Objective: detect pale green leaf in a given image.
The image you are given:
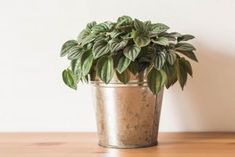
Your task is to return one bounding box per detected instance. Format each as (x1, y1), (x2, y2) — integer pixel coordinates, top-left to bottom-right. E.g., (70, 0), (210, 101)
(154, 51), (166, 70)
(123, 44), (141, 61)
(132, 30), (150, 47)
(60, 40), (78, 57)
(96, 56), (114, 84)
(116, 55), (131, 73)
(92, 39), (110, 59)
(151, 23), (170, 34)
(109, 39), (128, 52)
(166, 50), (177, 65)
(151, 37), (169, 46)
(62, 69), (77, 90)
(81, 51), (93, 76)
(67, 47), (83, 60)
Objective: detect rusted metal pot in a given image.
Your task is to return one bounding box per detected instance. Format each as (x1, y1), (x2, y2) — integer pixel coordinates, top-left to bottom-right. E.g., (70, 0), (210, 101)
(91, 73), (164, 148)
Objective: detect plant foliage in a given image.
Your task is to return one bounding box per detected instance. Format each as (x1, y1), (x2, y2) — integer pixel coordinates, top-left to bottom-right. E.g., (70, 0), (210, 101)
(60, 16), (198, 94)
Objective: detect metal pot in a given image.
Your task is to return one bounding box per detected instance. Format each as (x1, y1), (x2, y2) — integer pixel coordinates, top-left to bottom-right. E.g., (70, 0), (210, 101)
(91, 73), (164, 148)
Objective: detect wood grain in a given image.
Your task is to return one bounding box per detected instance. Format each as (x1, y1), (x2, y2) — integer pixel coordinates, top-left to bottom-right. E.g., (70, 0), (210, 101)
(0, 132), (235, 157)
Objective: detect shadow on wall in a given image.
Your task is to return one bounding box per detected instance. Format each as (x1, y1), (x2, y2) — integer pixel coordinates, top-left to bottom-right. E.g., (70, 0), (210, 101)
(170, 44), (235, 131)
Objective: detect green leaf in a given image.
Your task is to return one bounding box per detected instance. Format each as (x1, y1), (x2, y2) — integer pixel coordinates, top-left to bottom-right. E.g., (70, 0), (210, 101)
(71, 59), (81, 76)
(175, 43), (198, 62)
(60, 40), (78, 57)
(177, 34), (195, 42)
(166, 50), (177, 65)
(86, 21), (97, 30)
(124, 44), (141, 61)
(169, 32), (181, 37)
(147, 68), (162, 94)
(117, 16), (133, 27)
(175, 50), (198, 62)
(96, 56), (114, 84)
(154, 51), (165, 70)
(81, 34), (96, 46)
(159, 69), (167, 87)
(92, 22), (113, 33)
(134, 19), (147, 33)
(180, 58), (193, 76)
(77, 29), (90, 44)
(163, 63), (177, 88)
(116, 70), (130, 84)
(132, 30), (150, 47)
(151, 23), (170, 34)
(92, 39), (110, 59)
(81, 51), (93, 76)
(62, 69), (77, 90)
(110, 30), (124, 38)
(152, 37), (169, 46)
(109, 38), (128, 52)
(116, 55), (131, 73)
(67, 47), (83, 60)
(128, 62), (139, 75)
(175, 42), (196, 51)
(175, 59), (188, 89)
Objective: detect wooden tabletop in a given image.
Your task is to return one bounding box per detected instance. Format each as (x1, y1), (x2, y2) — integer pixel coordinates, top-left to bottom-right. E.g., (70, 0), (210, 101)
(0, 132), (235, 157)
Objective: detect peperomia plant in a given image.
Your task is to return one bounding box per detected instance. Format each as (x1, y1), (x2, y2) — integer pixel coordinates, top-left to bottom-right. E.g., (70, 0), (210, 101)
(60, 16), (197, 94)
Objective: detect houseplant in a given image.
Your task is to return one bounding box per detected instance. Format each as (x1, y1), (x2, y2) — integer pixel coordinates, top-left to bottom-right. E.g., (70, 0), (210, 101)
(60, 16), (197, 148)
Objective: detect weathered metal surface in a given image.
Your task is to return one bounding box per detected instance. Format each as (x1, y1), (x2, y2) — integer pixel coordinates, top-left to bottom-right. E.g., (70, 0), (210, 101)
(91, 74), (164, 148)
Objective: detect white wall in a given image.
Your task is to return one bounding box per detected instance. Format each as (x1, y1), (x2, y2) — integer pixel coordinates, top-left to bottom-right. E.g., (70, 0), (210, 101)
(0, 0), (235, 132)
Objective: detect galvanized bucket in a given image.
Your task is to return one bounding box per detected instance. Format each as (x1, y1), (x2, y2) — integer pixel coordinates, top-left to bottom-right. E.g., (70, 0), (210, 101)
(91, 73), (164, 148)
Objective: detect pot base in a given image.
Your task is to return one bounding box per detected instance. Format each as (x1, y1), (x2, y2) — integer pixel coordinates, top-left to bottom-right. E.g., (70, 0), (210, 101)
(98, 141), (158, 149)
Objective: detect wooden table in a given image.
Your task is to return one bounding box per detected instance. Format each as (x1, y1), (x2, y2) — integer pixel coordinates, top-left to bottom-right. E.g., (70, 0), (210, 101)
(0, 132), (235, 157)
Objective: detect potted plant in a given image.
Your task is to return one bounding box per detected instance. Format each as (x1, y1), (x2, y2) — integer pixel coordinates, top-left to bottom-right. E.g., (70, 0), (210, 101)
(60, 16), (197, 148)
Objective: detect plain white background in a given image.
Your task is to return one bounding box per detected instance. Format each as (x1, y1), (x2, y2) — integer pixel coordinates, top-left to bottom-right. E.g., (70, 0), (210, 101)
(0, 0), (235, 132)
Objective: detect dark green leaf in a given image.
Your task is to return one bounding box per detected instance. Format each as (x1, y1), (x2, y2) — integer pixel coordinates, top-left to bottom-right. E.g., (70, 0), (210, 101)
(175, 59), (187, 89)
(62, 69), (77, 90)
(176, 50), (198, 62)
(116, 55), (131, 73)
(177, 34), (195, 42)
(60, 40), (78, 57)
(116, 70), (130, 84)
(128, 62), (139, 75)
(96, 56), (114, 84)
(147, 68), (162, 94)
(92, 39), (110, 59)
(175, 42), (196, 51)
(169, 32), (181, 37)
(124, 44), (141, 61)
(163, 63), (177, 88)
(180, 58), (193, 76)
